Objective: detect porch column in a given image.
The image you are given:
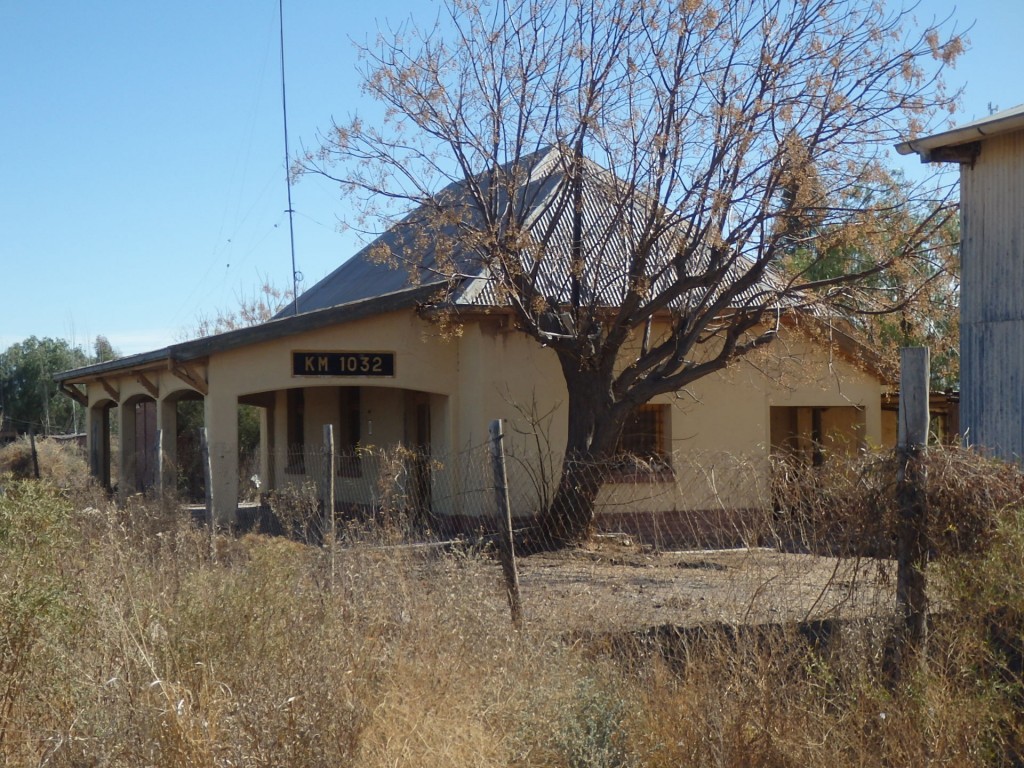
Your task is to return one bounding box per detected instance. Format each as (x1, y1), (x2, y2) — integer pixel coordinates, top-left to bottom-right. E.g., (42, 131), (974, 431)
(118, 400), (137, 499)
(273, 390), (289, 489)
(157, 398), (178, 496)
(205, 388), (239, 525)
(259, 404), (273, 491)
(87, 402), (112, 490)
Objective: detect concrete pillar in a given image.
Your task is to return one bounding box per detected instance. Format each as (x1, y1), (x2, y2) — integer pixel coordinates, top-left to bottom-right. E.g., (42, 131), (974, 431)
(865, 399), (882, 448)
(259, 403), (273, 491)
(204, 388), (239, 525)
(88, 402), (112, 490)
(118, 400), (137, 499)
(157, 398), (178, 496)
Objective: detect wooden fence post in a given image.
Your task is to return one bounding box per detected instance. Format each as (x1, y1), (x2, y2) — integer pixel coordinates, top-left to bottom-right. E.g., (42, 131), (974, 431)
(895, 346), (930, 672)
(490, 419), (523, 628)
(29, 429), (40, 479)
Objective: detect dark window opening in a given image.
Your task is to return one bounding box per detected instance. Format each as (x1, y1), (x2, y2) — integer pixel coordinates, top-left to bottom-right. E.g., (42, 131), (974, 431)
(337, 388), (362, 477)
(286, 388), (305, 474)
(610, 403), (672, 481)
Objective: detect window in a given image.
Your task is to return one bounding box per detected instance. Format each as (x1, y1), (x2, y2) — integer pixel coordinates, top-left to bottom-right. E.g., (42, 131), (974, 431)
(610, 403), (672, 481)
(769, 405), (865, 466)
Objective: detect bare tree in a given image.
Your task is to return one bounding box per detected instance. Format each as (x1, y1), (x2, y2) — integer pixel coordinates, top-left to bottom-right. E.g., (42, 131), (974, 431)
(185, 278), (295, 340)
(302, 0), (962, 548)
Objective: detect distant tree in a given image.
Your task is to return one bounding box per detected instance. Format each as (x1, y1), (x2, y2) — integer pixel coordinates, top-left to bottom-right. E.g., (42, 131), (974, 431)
(303, 0), (963, 547)
(780, 167), (960, 390)
(93, 335), (118, 363)
(0, 337), (90, 436)
(187, 279), (294, 339)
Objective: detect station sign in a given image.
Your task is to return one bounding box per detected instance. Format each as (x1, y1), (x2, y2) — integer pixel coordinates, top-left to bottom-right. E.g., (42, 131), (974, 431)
(292, 351), (395, 377)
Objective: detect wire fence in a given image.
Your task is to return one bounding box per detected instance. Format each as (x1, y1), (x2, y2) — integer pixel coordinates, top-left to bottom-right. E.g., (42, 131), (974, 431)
(237, 438), (806, 552)
(7, 431), (1023, 638)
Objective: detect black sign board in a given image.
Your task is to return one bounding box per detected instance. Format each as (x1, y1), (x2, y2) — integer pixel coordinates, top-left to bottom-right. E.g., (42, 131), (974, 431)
(292, 351), (395, 377)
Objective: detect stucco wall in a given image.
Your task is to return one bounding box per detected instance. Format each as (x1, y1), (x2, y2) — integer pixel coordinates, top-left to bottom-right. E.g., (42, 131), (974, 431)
(78, 308), (882, 523)
(449, 318), (882, 518)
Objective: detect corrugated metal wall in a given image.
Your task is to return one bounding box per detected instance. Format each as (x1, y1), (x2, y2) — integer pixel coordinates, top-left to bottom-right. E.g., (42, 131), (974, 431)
(960, 131), (1024, 459)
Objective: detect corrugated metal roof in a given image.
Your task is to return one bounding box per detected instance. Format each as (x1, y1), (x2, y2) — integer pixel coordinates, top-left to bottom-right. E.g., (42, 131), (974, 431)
(896, 103), (1024, 160)
(290, 147), (791, 316)
(55, 284), (437, 383)
(59, 148), (805, 384)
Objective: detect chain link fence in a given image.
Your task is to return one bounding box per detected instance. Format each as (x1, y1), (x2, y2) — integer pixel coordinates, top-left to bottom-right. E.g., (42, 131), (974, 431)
(238, 438), (799, 552)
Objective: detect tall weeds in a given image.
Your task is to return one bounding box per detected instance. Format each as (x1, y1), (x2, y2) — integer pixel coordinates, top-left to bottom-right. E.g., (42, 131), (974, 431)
(1, 444), (1022, 766)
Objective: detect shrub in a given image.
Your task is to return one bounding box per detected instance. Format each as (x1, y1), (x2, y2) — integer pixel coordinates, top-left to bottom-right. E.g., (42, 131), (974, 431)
(0, 435), (89, 489)
(771, 446), (1024, 557)
(3, 457), (1023, 767)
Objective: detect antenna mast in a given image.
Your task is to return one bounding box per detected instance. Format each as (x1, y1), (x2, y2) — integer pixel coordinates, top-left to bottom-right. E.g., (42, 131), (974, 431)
(279, 0), (300, 315)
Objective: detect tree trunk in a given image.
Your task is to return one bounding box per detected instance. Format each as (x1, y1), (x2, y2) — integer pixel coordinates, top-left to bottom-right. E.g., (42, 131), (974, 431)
(528, 451), (605, 549)
(523, 360), (622, 552)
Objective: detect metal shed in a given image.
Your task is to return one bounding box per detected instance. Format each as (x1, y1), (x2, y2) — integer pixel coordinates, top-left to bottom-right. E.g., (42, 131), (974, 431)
(897, 104), (1024, 460)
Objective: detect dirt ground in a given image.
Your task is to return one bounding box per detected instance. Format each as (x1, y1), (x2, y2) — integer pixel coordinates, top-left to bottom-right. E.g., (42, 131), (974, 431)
(510, 535), (897, 633)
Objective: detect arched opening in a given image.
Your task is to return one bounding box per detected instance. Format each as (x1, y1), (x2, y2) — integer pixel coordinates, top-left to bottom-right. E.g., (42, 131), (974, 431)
(165, 390), (205, 502)
(120, 394), (157, 494)
(88, 398), (117, 491)
(238, 392), (274, 502)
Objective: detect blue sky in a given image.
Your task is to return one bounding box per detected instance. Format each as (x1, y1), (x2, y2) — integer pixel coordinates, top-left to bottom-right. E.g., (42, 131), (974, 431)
(1, 0), (1021, 356)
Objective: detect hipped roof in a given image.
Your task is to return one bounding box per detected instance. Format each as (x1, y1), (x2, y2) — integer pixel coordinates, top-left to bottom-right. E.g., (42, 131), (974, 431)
(284, 146), (789, 316)
(58, 147), (868, 384)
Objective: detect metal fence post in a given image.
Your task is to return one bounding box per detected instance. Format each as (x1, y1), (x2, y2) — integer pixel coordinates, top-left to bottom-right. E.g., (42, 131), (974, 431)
(490, 419), (523, 627)
(323, 424), (336, 585)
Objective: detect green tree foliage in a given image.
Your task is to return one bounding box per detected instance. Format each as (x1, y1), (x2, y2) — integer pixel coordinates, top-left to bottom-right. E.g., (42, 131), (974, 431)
(780, 168), (960, 389)
(0, 337), (91, 436)
(93, 335), (118, 363)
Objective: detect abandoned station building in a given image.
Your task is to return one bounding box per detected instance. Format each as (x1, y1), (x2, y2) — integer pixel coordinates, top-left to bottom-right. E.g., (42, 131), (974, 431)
(56, 149), (885, 534)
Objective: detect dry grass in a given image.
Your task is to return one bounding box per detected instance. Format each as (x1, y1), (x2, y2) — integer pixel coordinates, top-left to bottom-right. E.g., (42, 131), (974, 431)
(1, 445), (1023, 766)
(0, 435), (91, 490)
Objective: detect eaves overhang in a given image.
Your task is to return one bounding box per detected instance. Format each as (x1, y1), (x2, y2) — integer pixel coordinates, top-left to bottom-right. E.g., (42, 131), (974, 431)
(895, 103), (1024, 163)
(54, 283), (442, 385)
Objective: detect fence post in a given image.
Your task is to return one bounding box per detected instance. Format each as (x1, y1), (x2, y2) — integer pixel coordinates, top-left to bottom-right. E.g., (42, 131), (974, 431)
(200, 427), (215, 559)
(29, 429), (40, 479)
(490, 419), (523, 628)
(895, 346), (930, 674)
(323, 424), (337, 585)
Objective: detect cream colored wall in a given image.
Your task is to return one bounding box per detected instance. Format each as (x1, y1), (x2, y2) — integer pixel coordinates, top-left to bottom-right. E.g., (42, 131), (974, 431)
(455, 321), (883, 517)
(78, 309), (882, 523)
(452, 321), (568, 518)
(203, 311), (461, 519)
(208, 311), (460, 400)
